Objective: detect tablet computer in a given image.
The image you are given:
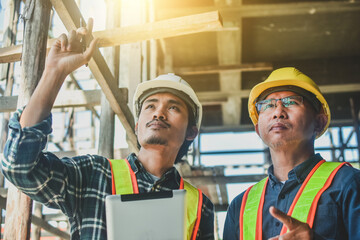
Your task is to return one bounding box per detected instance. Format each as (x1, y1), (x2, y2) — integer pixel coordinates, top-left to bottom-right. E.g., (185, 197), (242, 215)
(105, 190), (187, 240)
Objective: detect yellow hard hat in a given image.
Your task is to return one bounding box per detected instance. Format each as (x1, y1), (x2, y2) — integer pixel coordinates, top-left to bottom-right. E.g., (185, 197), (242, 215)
(248, 67), (330, 138)
(133, 73), (202, 130)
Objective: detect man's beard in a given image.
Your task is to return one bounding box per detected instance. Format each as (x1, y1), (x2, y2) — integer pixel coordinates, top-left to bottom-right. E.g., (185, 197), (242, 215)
(145, 136), (168, 145)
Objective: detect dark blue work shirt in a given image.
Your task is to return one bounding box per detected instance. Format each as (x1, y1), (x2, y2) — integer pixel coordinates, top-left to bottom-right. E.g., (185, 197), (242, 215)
(223, 154), (360, 240)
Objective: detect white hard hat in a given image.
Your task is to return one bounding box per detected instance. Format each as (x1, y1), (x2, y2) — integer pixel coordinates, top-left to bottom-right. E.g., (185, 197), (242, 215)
(133, 73), (202, 130)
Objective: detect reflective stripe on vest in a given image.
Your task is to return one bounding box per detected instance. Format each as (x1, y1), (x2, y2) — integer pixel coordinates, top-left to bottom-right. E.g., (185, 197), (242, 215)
(108, 158), (138, 194)
(240, 160), (347, 240)
(108, 159), (202, 240)
(240, 178), (268, 240)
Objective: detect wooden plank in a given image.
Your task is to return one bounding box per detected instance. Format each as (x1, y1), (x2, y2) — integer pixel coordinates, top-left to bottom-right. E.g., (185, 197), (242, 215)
(0, 44), (22, 63)
(31, 215), (70, 240)
(0, 0), (19, 196)
(0, 0), (20, 80)
(158, 39), (174, 74)
(88, 50), (139, 152)
(43, 212), (67, 221)
(31, 202), (42, 240)
(174, 63), (273, 75)
(68, 73), (100, 119)
(0, 95), (17, 112)
(0, 11), (223, 63)
(0, 39), (55, 64)
(4, 1), (52, 239)
(53, 89), (102, 108)
(95, 11), (223, 47)
(0, 89), (119, 112)
(52, 151), (77, 158)
(97, 0), (119, 159)
(0, 187), (8, 198)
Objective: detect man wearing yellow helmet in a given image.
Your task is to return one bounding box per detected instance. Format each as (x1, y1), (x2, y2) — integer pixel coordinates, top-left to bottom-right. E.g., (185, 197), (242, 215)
(2, 20), (214, 239)
(224, 67), (360, 240)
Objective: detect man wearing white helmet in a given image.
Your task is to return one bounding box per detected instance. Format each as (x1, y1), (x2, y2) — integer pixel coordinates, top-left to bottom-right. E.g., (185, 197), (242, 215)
(2, 20), (214, 239)
(223, 67), (360, 240)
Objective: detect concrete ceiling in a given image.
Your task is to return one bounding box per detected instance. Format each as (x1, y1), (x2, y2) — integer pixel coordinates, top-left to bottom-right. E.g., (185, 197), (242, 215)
(154, 0), (360, 132)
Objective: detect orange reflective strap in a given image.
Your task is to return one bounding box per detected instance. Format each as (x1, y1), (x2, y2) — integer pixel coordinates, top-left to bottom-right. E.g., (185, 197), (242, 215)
(256, 178), (267, 240)
(306, 162), (347, 227)
(126, 160), (139, 194)
(240, 177), (268, 240)
(283, 160), (325, 230)
(108, 159), (139, 195)
(239, 186), (251, 240)
(181, 178), (203, 240)
(240, 160), (347, 238)
(191, 188), (203, 240)
(108, 159), (116, 195)
(280, 160), (345, 234)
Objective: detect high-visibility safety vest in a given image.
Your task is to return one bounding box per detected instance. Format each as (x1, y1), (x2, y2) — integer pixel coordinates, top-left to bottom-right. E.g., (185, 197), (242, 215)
(108, 159), (203, 240)
(240, 160), (349, 240)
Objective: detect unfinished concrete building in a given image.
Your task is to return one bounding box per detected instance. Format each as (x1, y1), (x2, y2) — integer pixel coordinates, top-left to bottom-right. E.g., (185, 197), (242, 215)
(0, 0), (359, 239)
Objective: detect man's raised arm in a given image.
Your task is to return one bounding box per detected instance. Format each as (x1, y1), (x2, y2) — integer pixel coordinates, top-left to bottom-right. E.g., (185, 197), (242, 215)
(20, 18), (98, 128)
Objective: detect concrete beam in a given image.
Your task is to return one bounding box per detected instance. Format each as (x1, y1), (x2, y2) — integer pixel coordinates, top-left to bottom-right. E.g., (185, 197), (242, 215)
(156, 2), (360, 20)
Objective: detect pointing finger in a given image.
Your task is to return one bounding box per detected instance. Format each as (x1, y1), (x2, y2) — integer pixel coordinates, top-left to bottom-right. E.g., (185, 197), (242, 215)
(77, 18), (94, 50)
(76, 18), (88, 37)
(58, 33), (68, 51)
(269, 206), (298, 231)
(87, 18), (94, 36)
(76, 27), (88, 36)
(269, 206), (313, 240)
(83, 37), (99, 63)
(67, 30), (77, 51)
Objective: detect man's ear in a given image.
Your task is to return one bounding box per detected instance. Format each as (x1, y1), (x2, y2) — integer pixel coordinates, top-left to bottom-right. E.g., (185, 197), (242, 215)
(135, 123), (138, 135)
(315, 114), (327, 135)
(186, 126), (198, 141)
(255, 123), (260, 137)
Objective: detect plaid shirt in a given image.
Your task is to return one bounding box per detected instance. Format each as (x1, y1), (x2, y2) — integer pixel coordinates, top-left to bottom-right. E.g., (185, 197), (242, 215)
(2, 109), (214, 240)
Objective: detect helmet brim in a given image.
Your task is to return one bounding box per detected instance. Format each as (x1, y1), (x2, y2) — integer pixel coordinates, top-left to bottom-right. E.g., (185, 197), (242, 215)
(133, 79), (203, 130)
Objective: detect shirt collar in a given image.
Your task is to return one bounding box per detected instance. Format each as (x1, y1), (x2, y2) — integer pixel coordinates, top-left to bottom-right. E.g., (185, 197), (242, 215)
(126, 153), (181, 186)
(127, 153), (140, 173)
(268, 153), (323, 186)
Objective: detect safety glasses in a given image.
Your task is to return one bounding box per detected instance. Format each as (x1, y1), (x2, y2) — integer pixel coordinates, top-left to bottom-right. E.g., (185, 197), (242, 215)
(255, 95), (304, 113)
